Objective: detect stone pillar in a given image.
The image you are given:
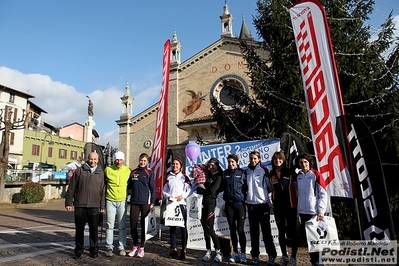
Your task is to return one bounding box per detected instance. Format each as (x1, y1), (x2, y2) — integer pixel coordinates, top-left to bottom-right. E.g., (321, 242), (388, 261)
(85, 116), (96, 143)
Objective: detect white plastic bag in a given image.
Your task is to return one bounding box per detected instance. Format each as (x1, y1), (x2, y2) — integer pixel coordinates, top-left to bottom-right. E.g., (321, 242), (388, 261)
(164, 201), (185, 227)
(188, 193), (203, 219)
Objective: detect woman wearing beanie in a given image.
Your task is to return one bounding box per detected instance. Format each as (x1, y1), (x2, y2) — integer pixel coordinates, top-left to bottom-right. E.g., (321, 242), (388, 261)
(222, 154), (248, 263)
(198, 158), (223, 263)
(127, 153), (156, 258)
(162, 158), (192, 260)
(245, 151), (277, 265)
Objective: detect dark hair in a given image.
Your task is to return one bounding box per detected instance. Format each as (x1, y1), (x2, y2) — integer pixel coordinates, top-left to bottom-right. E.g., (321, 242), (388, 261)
(295, 153), (315, 169)
(227, 154), (239, 163)
(271, 151), (286, 169)
(139, 153), (150, 161)
(207, 157), (223, 173)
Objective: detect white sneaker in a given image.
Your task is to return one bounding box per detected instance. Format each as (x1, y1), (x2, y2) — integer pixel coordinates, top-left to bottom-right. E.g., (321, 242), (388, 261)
(202, 249), (212, 262)
(214, 250), (223, 263)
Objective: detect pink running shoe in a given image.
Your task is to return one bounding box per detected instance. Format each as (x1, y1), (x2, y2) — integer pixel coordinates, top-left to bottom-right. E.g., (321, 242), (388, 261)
(136, 247), (145, 258)
(128, 246), (138, 257)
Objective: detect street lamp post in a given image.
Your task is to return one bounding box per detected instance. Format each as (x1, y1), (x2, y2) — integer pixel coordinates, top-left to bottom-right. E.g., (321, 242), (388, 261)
(40, 134), (54, 168)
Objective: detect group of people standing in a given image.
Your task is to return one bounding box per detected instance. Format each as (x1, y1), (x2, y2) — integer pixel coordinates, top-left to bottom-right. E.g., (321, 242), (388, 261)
(64, 149), (327, 266)
(65, 151), (156, 259)
(170, 150), (327, 266)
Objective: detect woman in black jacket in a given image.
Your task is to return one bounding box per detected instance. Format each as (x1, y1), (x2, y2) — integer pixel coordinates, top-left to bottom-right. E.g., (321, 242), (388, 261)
(127, 153), (155, 258)
(222, 154), (248, 263)
(198, 158), (223, 263)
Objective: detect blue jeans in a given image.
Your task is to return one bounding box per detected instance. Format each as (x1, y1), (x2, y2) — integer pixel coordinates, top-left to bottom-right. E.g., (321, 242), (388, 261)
(170, 205), (188, 250)
(105, 200), (127, 250)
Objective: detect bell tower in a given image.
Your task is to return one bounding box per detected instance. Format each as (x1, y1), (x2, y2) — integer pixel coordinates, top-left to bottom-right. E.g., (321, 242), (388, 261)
(220, 0), (233, 37)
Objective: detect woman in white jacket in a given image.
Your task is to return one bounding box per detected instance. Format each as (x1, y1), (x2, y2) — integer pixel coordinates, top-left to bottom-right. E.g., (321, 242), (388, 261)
(295, 153), (327, 266)
(162, 158), (192, 260)
(245, 151), (277, 265)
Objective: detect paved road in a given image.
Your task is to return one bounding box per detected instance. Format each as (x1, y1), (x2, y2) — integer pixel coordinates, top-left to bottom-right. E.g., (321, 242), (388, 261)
(0, 199), (350, 266)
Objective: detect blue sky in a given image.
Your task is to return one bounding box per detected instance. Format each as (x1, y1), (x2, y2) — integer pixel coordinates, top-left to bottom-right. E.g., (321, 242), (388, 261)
(0, 0), (397, 149)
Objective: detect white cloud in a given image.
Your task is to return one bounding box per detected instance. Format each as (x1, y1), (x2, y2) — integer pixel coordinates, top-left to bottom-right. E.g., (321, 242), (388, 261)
(0, 67), (122, 148)
(0, 66), (161, 150)
(98, 128), (119, 150)
(394, 14), (399, 38)
(132, 84), (161, 113)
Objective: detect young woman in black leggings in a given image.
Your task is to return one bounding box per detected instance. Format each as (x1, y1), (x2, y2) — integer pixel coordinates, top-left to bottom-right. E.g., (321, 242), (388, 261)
(197, 158), (223, 263)
(222, 153), (248, 263)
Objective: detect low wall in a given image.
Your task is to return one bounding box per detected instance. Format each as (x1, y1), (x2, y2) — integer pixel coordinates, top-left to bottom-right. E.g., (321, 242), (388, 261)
(4, 181), (68, 203)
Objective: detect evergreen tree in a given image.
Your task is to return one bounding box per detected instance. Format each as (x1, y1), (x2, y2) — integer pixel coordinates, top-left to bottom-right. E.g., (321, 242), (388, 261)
(211, 0), (399, 237)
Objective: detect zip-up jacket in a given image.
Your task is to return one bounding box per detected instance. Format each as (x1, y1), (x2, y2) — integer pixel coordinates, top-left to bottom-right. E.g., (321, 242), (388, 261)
(222, 167), (247, 206)
(162, 171), (192, 206)
(296, 169), (327, 215)
(127, 166), (156, 205)
(65, 163), (105, 209)
(269, 167), (297, 208)
(245, 163), (272, 205)
(104, 164), (131, 202)
(197, 170), (222, 204)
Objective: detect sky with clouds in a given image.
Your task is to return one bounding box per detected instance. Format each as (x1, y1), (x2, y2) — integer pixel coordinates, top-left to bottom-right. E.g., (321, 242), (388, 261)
(0, 0), (397, 149)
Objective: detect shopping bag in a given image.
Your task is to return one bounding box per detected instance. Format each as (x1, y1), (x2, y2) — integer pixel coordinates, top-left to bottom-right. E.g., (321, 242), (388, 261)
(164, 201), (185, 227)
(145, 209), (157, 240)
(188, 193), (203, 219)
(305, 215), (340, 252)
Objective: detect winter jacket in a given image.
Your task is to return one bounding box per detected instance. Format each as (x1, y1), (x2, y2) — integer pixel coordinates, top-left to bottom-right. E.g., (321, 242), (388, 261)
(127, 166), (156, 205)
(197, 170), (222, 204)
(222, 167), (247, 206)
(104, 164), (131, 202)
(269, 167), (297, 208)
(162, 171), (192, 206)
(65, 163), (105, 209)
(296, 169), (327, 215)
(245, 163), (272, 205)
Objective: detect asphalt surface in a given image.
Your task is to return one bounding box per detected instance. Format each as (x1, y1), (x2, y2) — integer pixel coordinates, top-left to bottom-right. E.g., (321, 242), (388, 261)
(0, 199), (362, 266)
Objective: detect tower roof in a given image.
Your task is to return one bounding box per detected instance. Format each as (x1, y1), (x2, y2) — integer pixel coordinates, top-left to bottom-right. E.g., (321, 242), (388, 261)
(239, 15), (253, 40)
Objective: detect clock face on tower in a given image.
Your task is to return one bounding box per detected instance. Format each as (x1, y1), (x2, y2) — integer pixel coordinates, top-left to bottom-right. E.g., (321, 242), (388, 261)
(210, 74), (249, 110)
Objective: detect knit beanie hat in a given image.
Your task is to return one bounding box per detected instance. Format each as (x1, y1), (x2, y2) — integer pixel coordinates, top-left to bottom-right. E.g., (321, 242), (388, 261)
(227, 154), (239, 163)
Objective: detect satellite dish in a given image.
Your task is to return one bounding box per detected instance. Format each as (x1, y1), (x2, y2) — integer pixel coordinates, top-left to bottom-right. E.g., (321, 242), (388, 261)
(69, 134), (74, 138)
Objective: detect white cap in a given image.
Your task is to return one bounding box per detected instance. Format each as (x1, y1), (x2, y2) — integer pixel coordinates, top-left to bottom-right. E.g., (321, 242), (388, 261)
(201, 159), (208, 166)
(114, 151), (125, 161)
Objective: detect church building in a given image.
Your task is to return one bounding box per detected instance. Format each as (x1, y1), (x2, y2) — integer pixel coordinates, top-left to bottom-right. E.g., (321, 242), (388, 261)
(116, 2), (267, 167)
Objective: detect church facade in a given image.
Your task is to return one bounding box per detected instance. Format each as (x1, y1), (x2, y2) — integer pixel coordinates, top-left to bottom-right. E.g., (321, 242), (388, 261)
(116, 3), (267, 167)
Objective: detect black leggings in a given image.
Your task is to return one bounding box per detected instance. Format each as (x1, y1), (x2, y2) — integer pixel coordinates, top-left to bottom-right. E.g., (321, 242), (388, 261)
(130, 204), (150, 247)
(200, 202), (220, 250)
(247, 203), (277, 258)
(274, 207), (299, 258)
(225, 203), (246, 253)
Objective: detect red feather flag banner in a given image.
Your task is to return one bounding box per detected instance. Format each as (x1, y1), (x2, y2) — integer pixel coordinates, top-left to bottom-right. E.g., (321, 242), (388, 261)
(290, 0), (395, 241)
(149, 40), (171, 199)
(289, 0), (352, 198)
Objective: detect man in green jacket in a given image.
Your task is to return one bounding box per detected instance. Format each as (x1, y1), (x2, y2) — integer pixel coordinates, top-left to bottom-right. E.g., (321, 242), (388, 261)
(104, 151), (131, 256)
